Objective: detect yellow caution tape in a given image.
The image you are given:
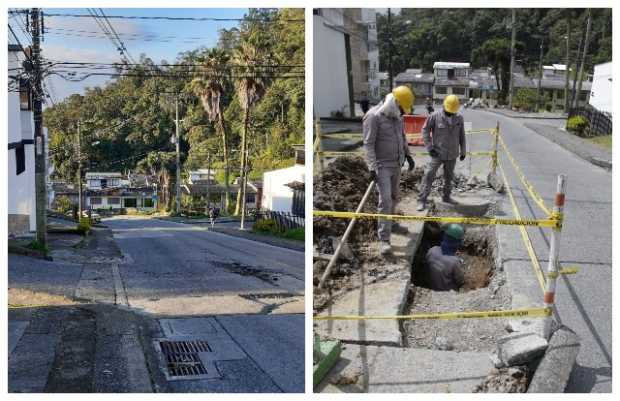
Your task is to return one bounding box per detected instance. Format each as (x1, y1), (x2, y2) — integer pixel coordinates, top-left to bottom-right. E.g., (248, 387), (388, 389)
(497, 160), (547, 293)
(320, 133), (363, 139)
(417, 151), (496, 157)
(547, 266), (579, 279)
(314, 307), (552, 321)
(466, 129), (496, 135)
(313, 210), (559, 228)
(316, 151), (496, 158)
(497, 133), (552, 216)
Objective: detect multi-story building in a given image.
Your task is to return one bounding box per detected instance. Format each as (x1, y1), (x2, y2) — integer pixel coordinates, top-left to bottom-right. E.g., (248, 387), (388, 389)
(84, 172), (157, 211)
(433, 62), (471, 102)
(8, 44), (36, 236)
(361, 9), (380, 103)
(589, 62), (612, 114)
(394, 68), (435, 105)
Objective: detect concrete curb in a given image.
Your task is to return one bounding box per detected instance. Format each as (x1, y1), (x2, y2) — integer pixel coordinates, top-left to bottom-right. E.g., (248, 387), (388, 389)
(527, 326), (581, 393)
(486, 109), (567, 120)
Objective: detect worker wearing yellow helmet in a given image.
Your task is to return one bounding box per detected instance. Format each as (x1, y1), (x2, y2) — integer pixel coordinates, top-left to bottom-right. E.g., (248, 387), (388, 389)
(363, 86), (416, 256)
(417, 94), (467, 211)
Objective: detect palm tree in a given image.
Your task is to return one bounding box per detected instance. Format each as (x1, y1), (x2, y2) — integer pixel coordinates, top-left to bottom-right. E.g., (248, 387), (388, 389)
(189, 48), (232, 211)
(232, 37), (271, 217)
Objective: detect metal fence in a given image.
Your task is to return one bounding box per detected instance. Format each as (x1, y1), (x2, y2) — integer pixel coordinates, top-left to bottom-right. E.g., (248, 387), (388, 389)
(255, 210), (305, 230)
(569, 104), (612, 137)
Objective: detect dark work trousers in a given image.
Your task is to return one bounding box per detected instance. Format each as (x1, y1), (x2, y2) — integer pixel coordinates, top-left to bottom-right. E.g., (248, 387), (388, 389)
(418, 158), (457, 202)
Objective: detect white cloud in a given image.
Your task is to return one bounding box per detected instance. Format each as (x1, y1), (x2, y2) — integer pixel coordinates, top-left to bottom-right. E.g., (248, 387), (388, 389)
(41, 43), (122, 63)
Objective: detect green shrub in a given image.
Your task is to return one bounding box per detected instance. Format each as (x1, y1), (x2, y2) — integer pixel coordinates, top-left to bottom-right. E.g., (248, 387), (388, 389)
(280, 227), (304, 241)
(55, 196), (73, 214)
(566, 115), (589, 137)
(513, 88), (538, 112)
(252, 218), (281, 234)
(77, 217), (91, 235)
(27, 240), (49, 253)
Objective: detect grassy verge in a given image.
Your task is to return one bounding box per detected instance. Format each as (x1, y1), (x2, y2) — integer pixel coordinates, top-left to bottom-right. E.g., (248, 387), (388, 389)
(588, 135), (612, 151)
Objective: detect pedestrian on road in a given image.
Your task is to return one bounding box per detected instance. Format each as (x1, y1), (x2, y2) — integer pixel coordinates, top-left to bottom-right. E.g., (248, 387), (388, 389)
(417, 94), (466, 211)
(363, 85), (416, 256)
(426, 224), (465, 291)
(425, 97), (434, 114)
(208, 206), (219, 228)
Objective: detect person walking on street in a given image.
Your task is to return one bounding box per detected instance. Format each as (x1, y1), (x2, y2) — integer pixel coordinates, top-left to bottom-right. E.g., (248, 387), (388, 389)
(426, 224), (465, 291)
(425, 97), (434, 114)
(363, 86), (416, 256)
(417, 94), (466, 211)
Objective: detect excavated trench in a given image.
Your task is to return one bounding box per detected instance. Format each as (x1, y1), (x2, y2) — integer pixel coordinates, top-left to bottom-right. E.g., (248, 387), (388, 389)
(402, 221), (511, 352)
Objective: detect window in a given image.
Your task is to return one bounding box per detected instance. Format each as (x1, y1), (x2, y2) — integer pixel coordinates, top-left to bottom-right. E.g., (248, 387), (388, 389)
(108, 197), (120, 205)
(124, 198), (137, 208)
(246, 193), (256, 203)
(579, 91), (588, 101)
(447, 69), (455, 79)
(436, 69), (447, 78)
(435, 86), (447, 95)
(15, 143), (25, 175)
(556, 90), (564, 100)
(19, 79), (31, 110)
(90, 197), (102, 205)
(452, 87), (466, 95)
(101, 179), (108, 188)
(143, 198), (154, 208)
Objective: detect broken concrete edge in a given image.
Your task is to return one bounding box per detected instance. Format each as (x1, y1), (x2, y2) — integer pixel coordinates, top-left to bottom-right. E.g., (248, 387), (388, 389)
(313, 340), (342, 388)
(397, 213), (427, 317)
(527, 325), (581, 393)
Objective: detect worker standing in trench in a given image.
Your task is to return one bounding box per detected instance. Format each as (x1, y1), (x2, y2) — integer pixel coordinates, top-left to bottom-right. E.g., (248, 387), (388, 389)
(417, 94), (467, 211)
(426, 224), (465, 291)
(363, 86), (416, 256)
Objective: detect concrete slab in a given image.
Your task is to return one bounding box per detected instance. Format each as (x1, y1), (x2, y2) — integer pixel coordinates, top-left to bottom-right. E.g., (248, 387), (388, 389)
(318, 344), (493, 393)
(8, 333), (59, 392)
(433, 194), (493, 216)
(8, 321), (29, 356)
(497, 332), (548, 366)
(216, 314), (305, 393)
(316, 279), (408, 344)
(528, 326), (581, 393)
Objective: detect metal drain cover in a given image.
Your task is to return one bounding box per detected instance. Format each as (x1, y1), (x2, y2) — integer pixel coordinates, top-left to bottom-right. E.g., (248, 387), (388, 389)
(155, 340), (220, 380)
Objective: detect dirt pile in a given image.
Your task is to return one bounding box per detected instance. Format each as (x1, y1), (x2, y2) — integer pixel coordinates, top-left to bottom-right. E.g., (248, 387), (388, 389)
(313, 156), (378, 252)
(473, 366), (529, 393)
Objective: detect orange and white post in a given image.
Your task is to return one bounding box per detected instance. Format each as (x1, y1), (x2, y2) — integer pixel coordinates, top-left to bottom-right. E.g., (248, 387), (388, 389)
(543, 174), (567, 339)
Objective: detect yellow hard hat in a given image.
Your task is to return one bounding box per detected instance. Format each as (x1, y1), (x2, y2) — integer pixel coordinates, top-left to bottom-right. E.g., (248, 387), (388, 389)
(392, 86), (415, 114)
(443, 94), (460, 113)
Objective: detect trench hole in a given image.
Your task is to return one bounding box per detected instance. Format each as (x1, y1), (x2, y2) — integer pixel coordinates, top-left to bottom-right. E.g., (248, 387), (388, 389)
(412, 222), (494, 291)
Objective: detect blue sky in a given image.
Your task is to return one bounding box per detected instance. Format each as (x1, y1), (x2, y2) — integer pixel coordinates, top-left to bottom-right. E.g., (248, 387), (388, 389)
(9, 8), (248, 103)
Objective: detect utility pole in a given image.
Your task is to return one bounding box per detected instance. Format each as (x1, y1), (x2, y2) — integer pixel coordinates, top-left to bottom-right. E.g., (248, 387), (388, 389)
(77, 120), (83, 217)
(174, 94), (181, 214)
(564, 11), (572, 112)
(575, 9), (592, 109)
(387, 8), (393, 91)
(206, 153), (211, 209)
(570, 25), (585, 109)
(239, 147), (249, 230)
(508, 8), (516, 108)
(31, 8), (47, 246)
(536, 38), (544, 111)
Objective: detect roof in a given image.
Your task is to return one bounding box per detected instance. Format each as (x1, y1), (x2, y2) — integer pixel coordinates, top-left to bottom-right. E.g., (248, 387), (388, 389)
(512, 73), (536, 89)
(469, 70), (498, 91)
(394, 70), (434, 84)
(85, 172), (123, 179)
(433, 62), (470, 69)
(540, 78), (592, 90)
(182, 183), (256, 196)
(285, 181), (305, 191)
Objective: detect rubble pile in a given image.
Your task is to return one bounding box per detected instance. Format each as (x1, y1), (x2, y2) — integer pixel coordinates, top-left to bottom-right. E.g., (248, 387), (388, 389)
(473, 367), (529, 393)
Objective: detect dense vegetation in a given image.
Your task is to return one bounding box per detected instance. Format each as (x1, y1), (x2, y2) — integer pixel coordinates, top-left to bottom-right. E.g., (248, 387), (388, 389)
(45, 8), (304, 214)
(378, 9), (612, 103)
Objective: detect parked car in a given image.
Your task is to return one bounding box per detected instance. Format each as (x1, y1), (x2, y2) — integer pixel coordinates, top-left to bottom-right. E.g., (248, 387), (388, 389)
(81, 210), (101, 223)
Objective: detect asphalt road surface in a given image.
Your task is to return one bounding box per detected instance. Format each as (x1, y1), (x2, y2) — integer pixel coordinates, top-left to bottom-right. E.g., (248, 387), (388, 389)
(462, 110), (612, 393)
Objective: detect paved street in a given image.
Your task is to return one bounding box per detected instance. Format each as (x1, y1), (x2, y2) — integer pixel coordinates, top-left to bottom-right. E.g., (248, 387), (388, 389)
(462, 109), (612, 392)
(9, 217), (305, 393)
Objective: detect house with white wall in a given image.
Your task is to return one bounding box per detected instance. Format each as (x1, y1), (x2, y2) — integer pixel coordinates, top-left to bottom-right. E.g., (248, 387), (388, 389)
(589, 61), (612, 114)
(8, 44), (36, 236)
(84, 172), (157, 211)
(433, 62), (471, 101)
(261, 146), (305, 214)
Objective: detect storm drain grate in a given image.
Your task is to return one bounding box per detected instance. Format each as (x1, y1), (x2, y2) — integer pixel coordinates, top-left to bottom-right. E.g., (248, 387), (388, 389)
(159, 340), (212, 378)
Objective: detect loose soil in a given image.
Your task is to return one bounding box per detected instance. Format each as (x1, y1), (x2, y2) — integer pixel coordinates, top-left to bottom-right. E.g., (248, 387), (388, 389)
(405, 225), (511, 352)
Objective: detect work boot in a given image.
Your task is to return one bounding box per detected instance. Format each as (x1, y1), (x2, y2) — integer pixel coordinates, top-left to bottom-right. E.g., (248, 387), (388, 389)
(379, 241), (391, 256)
(416, 201), (426, 212)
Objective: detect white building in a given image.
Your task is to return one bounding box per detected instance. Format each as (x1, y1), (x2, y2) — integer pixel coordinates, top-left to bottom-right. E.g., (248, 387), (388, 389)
(433, 62), (471, 101)
(313, 9), (351, 118)
(589, 61), (612, 114)
(8, 44), (36, 236)
(262, 165), (305, 214)
(361, 9), (381, 103)
(84, 172), (156, 210)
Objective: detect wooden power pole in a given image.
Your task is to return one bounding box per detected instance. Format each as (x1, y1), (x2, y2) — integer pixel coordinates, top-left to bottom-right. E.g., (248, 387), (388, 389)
(564, 11), (572, 112)
(174, 94), (181, 214)
(536, 38), (544, 111)
(508, 9), (516, 108)
(575, 9), (592, 109)
(31, 8), (47, 246)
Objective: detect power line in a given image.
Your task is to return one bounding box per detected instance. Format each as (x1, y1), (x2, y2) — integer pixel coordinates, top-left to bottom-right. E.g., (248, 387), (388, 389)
(97, 8), (137, 64)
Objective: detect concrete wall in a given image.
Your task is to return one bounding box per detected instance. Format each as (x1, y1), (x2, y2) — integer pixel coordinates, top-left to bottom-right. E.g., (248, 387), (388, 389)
(589, 62), (612, 114)
(313, 14), (351, 118)
(262, 165), (305, 213)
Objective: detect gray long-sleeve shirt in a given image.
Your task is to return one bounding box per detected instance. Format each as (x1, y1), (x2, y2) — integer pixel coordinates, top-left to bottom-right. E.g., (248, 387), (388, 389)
(421, 109), (466, 161)
(426, 246), (465, 291)
(363, 104), (411, 171)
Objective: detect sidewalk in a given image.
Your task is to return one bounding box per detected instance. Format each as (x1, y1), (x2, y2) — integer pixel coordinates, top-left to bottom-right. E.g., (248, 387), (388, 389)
(487, 109), (566, 120)
(524, 123), (612, 169)
(209, 226), (304, 252)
